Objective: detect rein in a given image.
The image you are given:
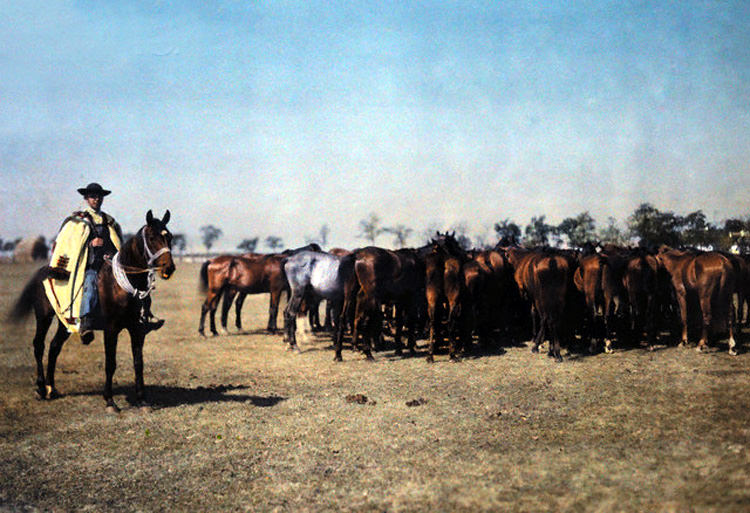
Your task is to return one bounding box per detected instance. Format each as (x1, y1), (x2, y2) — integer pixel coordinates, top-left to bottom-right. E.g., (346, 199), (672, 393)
(111, 228), (172, 298)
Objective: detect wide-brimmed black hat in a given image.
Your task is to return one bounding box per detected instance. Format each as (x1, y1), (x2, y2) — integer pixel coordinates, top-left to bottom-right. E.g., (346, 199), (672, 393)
(77, 183), (111, 197)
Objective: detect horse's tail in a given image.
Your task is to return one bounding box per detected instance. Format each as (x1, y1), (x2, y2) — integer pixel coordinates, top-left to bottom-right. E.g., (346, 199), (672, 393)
(199, 260), (210, 293)
(8, 266), (48, 323)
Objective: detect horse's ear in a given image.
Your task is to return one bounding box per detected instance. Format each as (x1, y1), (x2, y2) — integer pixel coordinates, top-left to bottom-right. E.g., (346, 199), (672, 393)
(162, 210), (171, 225)
(146, 210), (154, 225)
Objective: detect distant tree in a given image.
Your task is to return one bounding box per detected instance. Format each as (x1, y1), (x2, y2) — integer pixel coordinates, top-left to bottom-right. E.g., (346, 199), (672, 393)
(358, 213), (384, 244)
(305, 225), (330, 247)
(627, 203), (681, 248)
(680, 210), (720, 249)
(265, 236), (284, 252)
(383, 225), (413, 248)
(200, 225), (223, 252)
(598, 217), (627, 246)
(493, 219), (522, 246)
(524, 216), (554, 247)
(237, 237), (259, 253)
(557, 212), (597, 249)
(172, 233), (187, 253)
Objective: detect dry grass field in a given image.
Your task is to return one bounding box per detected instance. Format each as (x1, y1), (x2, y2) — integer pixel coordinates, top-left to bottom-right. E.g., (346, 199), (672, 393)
(2, 261), (750, 512)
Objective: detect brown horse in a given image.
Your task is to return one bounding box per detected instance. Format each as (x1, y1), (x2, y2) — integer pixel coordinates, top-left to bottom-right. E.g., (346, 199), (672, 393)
(573, 250), (626, 354)
(505, 247), (573, 362)
(216, 244), (324, 334)
(344, 246), (425, 360)
(656, 247), (737, 354)
(198, 253), (288, 336)
(424, 233), (469, 363)
(9, 211), (175, 412)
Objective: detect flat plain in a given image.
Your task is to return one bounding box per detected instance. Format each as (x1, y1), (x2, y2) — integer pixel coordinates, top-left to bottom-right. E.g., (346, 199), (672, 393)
(2, 261), (750, 512)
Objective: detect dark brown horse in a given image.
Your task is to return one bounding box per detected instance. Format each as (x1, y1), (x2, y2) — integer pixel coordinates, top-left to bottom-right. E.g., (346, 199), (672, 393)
(198, 253), (288, 336)
(344, 246), (425, 360)
(656, 247), (737, 354)
(9, 211), (175, 412)
(621, 248), (659, 350)
(469, 248), (513, 347)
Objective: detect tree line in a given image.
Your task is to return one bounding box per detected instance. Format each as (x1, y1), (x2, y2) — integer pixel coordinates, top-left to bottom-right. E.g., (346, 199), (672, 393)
(3, 203), (747, 256)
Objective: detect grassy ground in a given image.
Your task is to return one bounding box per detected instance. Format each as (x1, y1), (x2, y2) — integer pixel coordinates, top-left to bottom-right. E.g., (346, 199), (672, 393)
(1, 261), (750, 512)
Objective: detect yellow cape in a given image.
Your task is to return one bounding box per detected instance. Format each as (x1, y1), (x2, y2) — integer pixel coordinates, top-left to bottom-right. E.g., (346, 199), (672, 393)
(43, 209), (122, 333)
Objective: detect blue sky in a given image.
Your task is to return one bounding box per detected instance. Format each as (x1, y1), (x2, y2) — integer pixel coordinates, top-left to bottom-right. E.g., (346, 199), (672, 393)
(2, 1), (749, 251)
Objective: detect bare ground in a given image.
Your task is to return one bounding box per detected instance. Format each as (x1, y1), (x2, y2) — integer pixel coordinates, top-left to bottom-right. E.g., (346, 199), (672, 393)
(2, 262), (750, 512)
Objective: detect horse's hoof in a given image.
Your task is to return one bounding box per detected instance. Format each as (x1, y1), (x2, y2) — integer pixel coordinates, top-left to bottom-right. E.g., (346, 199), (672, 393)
(198, 330), (205, 337)
(426, 356), (434, 363)
(531, 347), (540, 354)
(555, 356), (564, 363)
(333, 355), (343, 362)
(46, 388), (61, 400)
(365, 355), (375, 362)
(695, 345), (706, 353)
(35, 388), (46, 401)
(729, 348), (738, 356)
(106, 404), (121, 415)
(450, 356), (461, 363)
(137, 402), (153, 412)
(604, 347), (614, 354)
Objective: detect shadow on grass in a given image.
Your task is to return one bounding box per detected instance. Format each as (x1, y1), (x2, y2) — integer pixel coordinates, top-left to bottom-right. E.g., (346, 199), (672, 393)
(70, 384), (286, 410)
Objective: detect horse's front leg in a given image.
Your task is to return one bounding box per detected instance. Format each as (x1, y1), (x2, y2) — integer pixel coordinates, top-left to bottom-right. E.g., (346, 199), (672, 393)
(44, 320), (70, 399)
(103, 330), (120, 413)
(128, 326), (149, 408)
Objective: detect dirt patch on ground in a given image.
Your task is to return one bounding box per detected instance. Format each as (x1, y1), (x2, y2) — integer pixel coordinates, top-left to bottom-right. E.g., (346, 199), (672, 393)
(2, 262), (750, 512)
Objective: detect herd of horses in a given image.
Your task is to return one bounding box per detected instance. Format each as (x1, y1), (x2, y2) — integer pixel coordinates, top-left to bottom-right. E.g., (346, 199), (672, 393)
(199, 234), (748, 364)
(8, 212), (747, 412)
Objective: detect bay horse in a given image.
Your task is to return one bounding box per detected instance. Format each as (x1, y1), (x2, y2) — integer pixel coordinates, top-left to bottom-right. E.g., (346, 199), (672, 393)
(656, 247), (737, 354)
(282, 250), (355, 357)
(505, 247), (573, 362)
(573, 252), (622, 354)
(198, 253), (288, 336)
(425, 233), (469, 363)
(207, 244), (323, 335)
(9, 210), (175, 412)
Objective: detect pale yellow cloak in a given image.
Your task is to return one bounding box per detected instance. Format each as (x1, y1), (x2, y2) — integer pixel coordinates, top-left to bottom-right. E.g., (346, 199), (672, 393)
(43, 208), (122, 333)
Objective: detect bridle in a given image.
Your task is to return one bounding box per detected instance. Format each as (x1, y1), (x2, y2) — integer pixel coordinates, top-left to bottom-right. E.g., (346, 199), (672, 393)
(141, 228), (172, 268)
(111, 226), (172, 298)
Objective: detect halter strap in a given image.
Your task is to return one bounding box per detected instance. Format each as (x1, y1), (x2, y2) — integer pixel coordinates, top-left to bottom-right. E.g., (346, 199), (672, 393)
(142, 229), (171, 266)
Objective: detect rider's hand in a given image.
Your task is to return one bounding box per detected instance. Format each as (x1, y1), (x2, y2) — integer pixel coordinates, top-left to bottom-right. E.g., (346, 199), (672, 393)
(90, 237), (104, 247)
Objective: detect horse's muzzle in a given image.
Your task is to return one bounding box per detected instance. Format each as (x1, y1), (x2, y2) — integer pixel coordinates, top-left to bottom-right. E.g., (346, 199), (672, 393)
(160, 263), (176, 280)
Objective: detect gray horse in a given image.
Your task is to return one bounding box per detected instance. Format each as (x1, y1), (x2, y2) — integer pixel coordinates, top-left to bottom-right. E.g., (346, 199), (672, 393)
(282, 250), (355, 356)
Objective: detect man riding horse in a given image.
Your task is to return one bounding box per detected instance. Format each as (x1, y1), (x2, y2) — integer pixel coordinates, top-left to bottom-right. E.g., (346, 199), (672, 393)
(49, 182), (162, 344)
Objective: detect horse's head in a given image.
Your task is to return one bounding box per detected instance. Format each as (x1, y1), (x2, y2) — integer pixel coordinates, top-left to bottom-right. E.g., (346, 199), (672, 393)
(142, 210), (176, 279)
